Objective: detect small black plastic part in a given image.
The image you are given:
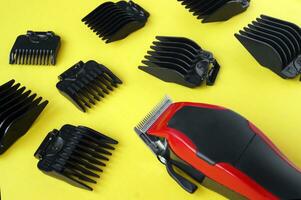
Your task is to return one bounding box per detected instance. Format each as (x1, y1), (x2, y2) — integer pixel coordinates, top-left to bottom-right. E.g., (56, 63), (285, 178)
(166, 160), (198, 193)
(177, 0), (250, 23)
(167, 147), (205, 193)
(0, 80), (48, 154)
(56, 60), (122, 112)
(206, 60), (220, 86)
(9, 31), (61, 65)
(34, 125), (118, 191)
(139, 36), (220, 88)
(82, 0), (149, 43)
(235, 15), (301, 80)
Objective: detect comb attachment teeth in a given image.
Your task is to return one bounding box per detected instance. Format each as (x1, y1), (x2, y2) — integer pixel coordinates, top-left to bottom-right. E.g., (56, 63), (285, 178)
(139, 36), (220, 88)
(9, 31), (61, 65)
(177, 0), (250, 23)
(56, 60), (122, 112)
(0, 80), (48, 154)
(34, 125), (118, 191)
(235, 15), (301, 79)
(82, 0), (149, 43)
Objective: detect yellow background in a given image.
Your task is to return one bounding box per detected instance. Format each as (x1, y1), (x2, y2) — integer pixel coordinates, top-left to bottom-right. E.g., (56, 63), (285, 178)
(0, 0), (301, 199)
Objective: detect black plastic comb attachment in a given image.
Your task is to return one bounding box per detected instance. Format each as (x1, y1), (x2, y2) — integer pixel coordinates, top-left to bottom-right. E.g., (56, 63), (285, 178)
(82, 0), (150, 43)
(235, 15), (301, 80)
(177, 0), (250, 23)
(138, 36), (220, 88)
(56, 60), (122, 112)
(9, 31), (61, 65)
(34, 124), (118, 191)
(0, 80), (48, 154)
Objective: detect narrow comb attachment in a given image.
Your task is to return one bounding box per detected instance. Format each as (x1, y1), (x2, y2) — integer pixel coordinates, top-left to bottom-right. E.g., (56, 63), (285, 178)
(56, 60), (122, 112)
(82, 0), (149, 43)
(0, 79), (48, 155)
(139, 36), (220, 88)
(9, 31), (61, 65)
(34, 125), (118, 191)
(235, 15), (301, 80)
(135, 96), (173, 134)
(177, 0), (250, 23)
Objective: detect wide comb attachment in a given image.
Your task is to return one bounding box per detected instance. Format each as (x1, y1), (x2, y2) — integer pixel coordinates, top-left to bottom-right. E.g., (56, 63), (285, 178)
(82, 0), (149, 43)
(177, 0), (250, 23)
(9, 31), (61, 65)
(235, 15), (301, 79)
(139, 36), (220, 88)
(34, 124), (118, 191)
(0, 80), (48, 154)
(56, 60), (122, 112)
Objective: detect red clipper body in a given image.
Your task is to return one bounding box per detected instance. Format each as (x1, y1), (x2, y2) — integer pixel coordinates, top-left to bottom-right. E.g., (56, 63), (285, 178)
(134, 97), (301, 200)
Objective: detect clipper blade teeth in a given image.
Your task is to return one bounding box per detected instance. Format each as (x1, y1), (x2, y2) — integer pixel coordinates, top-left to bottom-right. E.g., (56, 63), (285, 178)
(0, 79), (48, 155)
(235, 15), (301, 79)
(177, 0), (250, 23)
(56, 60), (122, 112)
(135, 96), (173, 134)
(139, 36), (220, 88)
(82, 0), (149, 43)
(34, 125), (118, 191)
(9, 31), (60, 65)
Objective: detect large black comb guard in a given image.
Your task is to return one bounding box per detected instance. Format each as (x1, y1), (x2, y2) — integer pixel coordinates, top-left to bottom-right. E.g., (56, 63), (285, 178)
(235, 15), (301, 80)
(82, 0), (149, 43)
(0, 80), (48, 154)
(139, 36), (220, 88)
(34, 124), (118, 191)
(9, 31), (61, 65)
(56, 60), (122, 112)
(177, 0), (250, 23)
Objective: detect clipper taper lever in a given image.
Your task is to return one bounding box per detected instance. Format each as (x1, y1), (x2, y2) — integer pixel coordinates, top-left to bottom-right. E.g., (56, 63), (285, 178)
(135, 96), (301, 199)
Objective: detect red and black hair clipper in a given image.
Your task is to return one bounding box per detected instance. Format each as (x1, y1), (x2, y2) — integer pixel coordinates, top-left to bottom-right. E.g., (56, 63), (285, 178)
(134, 96), (301, 200)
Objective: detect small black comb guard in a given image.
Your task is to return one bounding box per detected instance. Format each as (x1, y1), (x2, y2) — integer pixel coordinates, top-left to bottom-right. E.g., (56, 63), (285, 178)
(0, 80), (48, 154)
(56, 60), (122, 112)
(139, 36), (220, 88)
(82, 0), (149, 43)
(235, 15), (301, 80)
(9, 31), (61, 65)
(177, 0), (250, 23)
(34, 124), (118, 191)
